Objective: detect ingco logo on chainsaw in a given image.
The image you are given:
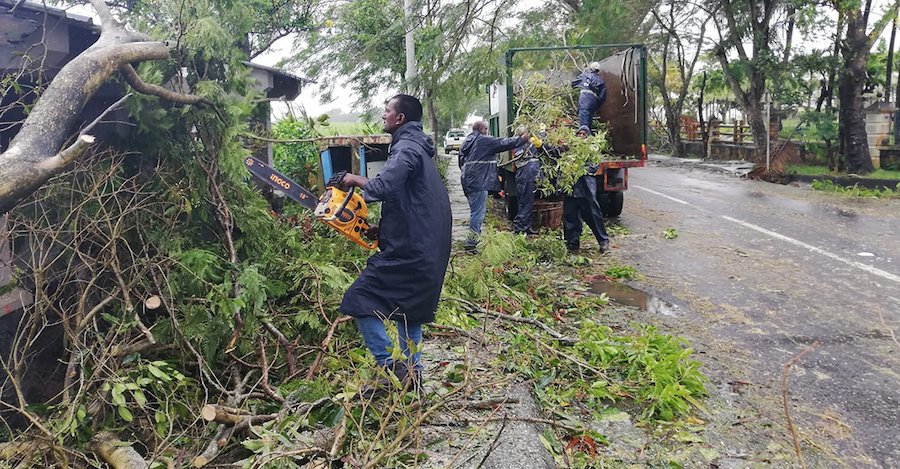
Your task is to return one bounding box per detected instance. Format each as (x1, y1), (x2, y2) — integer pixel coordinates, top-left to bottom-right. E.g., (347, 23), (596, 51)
(269, 173), (291, 190)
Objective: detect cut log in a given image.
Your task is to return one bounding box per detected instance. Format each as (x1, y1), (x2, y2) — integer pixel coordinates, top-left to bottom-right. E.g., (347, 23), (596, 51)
(200, 404), (252, 425)
(144, 295), (162, 310)
(0, 440), (38, 460)
(91, 431), (150, 469)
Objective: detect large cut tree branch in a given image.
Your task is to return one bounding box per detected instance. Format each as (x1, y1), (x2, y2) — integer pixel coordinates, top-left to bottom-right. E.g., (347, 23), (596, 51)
(119, 64), (209, 105)
(0, 2), (203, 213)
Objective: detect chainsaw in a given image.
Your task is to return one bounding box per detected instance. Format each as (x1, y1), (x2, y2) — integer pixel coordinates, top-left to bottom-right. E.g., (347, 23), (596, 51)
(244, 157), (378, 250)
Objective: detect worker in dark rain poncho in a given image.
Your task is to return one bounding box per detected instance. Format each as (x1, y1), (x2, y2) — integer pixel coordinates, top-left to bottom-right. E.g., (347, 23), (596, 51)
(571, 62), (606, 130)
(337, 95), (452, 397)
(512, 127), (561, 235)
(511, 135), (542, 235)
(459, 121), (528, 251)
(563, 126), (610, 253)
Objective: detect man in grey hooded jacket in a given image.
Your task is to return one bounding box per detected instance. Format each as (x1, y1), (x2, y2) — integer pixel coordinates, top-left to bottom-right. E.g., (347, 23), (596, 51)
(458, 121), (528, 250)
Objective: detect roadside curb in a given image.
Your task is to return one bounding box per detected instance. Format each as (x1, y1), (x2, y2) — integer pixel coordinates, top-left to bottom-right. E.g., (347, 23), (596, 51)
(649, 155), (900, 190)
(648, 154), (754, 178)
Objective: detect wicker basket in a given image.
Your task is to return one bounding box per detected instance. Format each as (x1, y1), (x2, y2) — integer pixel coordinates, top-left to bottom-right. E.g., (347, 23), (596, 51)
(532, 200), (563, 230)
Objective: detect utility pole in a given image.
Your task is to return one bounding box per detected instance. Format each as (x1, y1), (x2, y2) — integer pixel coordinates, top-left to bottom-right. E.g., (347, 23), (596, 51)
(404, 0), (417, 93)
(886, 16), (897, 103)
(893, 17), (900, 143)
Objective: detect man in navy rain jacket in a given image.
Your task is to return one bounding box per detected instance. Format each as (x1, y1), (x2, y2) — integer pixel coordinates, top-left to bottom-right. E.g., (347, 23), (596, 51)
(338, 95), (452, 396)
(512, 130), (562, 235)
(511, 142), (542, 235)
(571, 62), (607, 130)
(562, 126), (610, 253)
(459, 121), (527, 250)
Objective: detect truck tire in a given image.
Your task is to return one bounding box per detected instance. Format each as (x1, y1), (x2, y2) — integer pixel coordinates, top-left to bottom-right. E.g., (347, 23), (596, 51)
(505, 195), (518, 221)
(597, 190), (624, 218)
(607, 191), (624, 218)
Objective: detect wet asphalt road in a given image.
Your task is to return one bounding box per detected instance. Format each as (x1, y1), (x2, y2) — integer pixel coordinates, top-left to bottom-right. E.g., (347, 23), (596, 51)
(615, 161), (900, 467)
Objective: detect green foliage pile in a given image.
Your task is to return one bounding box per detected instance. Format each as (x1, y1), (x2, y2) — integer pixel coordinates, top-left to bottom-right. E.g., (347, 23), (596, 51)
(604, 265), (639, 279)
(512, 75), (613, 196)
(440, 229), (708, 426)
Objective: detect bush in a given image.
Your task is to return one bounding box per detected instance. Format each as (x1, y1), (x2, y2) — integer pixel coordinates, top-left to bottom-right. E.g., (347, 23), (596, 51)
(272, 116), (322, 189)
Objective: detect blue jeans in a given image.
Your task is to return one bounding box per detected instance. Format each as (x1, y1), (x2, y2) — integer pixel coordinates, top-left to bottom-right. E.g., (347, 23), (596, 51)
(355, 316), (423, 370)
(466, 190), (487, 247)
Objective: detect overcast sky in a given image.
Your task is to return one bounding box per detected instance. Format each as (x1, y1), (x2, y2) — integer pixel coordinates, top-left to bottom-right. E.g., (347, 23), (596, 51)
(66, 1), (900, 119)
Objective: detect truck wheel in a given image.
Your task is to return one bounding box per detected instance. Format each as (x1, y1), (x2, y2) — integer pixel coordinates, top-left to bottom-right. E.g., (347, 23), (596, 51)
(506, 195), (518, 221)
(597, 192), (611, 218)
(607, 191), (624, 218)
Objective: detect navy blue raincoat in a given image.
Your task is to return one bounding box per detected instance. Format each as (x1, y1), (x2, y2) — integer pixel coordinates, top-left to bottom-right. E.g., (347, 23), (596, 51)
(571, 71), (606, 105)
(339, 121), (452, 324)
(572, 71), (607, 128)
(459, 133), (526, 195)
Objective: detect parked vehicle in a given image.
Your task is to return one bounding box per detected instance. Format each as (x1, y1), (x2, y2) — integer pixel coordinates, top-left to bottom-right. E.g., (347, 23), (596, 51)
(443, 128), (466, 153)
(489, 44), (648, 219)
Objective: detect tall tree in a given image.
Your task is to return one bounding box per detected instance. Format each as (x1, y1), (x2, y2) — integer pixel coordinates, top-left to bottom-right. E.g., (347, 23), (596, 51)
(295, 0), (512, 144)
(648, 0), (714, 157)
(710, 0), (783, 157)
(835, 0), (900, 174)
(558, 0), (657, 43)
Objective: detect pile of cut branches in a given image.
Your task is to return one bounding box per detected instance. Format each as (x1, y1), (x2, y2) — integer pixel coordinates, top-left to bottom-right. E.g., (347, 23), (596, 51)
(512, 74), (613, 196)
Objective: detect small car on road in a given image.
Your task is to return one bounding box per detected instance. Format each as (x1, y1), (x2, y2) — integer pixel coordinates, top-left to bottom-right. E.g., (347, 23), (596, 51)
(443, 128), (466, 153)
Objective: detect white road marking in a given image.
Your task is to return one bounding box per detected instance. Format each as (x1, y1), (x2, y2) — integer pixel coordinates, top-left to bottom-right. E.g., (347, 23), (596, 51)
(632, 185), (690, 205)
(722, 215), (900, 285)
(633, 183), (900, 285)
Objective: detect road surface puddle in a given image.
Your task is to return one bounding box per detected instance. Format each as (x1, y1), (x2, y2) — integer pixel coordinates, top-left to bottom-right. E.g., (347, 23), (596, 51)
(589, 280), (679, 317)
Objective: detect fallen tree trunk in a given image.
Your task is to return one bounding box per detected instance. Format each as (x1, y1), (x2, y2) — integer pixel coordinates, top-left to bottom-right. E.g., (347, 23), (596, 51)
(0, 0), (203, 213)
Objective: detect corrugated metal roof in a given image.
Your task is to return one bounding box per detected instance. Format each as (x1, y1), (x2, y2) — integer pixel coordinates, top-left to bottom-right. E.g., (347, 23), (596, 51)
(0, 0), (96, 25)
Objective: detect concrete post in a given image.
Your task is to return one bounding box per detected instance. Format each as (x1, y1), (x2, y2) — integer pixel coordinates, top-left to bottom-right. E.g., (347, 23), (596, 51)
(865, 102), (893, 169)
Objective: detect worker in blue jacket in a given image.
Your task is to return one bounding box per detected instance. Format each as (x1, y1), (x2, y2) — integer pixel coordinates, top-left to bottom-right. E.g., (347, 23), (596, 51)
(459, 121), (528, 251)
(571, 62), (606, 130)
(338, 95), (452, 397)
(563, 126), (610, 253)
(512, 129), (563, 235)
(512, 137), (542, 235)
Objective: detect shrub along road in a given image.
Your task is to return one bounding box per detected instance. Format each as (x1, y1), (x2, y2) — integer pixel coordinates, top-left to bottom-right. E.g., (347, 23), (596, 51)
(612, 161), (900, 467)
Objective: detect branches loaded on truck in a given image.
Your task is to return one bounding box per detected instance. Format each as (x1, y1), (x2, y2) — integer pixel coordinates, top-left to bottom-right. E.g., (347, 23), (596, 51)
(489, 44), (648, 221)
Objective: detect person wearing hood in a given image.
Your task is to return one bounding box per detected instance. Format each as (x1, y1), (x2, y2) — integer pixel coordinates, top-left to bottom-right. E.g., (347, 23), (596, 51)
(459, 121), (528, 251)
(571, 62), (607, 130)
(563, 126), (610, 253)
(338, 94), (452, 397)
(512, 127), (563, 235)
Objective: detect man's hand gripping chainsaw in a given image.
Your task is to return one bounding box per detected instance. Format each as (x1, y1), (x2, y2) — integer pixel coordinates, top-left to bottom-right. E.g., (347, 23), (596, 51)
(315, 171), (378, 250)
(243, 157), (377, 250)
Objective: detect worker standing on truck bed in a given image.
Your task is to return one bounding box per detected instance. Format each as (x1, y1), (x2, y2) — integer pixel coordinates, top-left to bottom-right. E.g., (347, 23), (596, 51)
(338, 94), (452, 398)
(459, 121), (528, 251)
(563, 126), (610, 253)
(571, 62), (606, 131)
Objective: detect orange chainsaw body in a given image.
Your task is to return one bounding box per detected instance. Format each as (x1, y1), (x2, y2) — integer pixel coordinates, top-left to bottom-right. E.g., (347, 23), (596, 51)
(315, 187), (378, 250)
